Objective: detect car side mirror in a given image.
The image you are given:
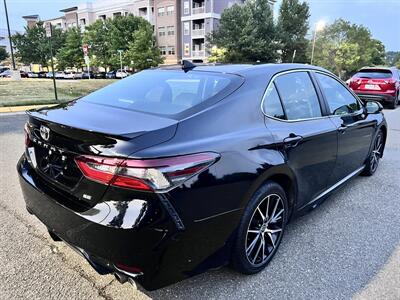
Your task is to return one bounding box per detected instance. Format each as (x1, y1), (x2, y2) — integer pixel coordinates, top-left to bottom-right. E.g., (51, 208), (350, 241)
(365, 101), (383, 114)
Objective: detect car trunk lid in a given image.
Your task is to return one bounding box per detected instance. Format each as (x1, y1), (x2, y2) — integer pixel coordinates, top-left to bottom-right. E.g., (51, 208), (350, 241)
(25, 100), (178, 208)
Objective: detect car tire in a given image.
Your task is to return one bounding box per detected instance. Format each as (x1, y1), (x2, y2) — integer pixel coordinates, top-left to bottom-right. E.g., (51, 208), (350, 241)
(232, 181), (288, 275)
(361, 130), (384, 176)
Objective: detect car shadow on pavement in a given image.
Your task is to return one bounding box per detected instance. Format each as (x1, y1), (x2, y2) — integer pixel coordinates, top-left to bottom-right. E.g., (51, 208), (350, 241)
(144, 167), (400, 299)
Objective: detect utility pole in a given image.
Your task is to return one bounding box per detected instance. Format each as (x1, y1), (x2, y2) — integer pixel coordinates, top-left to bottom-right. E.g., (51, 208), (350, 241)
(45, 23), (58, 101)
(3, 0), (16, 70)
(118, 50), (123, 71)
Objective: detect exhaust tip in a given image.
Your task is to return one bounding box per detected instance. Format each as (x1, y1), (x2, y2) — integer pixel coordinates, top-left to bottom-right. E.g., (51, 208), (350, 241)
(114, 272), (128, 284)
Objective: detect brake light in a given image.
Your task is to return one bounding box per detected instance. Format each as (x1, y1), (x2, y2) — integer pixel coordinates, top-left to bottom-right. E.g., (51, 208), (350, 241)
(75, 153), (219, 192)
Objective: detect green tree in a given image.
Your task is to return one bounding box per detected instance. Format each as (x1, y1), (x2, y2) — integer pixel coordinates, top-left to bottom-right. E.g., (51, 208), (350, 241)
(209, 0), (278, 63)
(0, 47), (9, 62)
(125, 23), (163, 70)
(277, 0), (310, 63)
(83, 15), (149, 69)
(312, 19), (386, 78)
(56, 27), (84, 70)
(208, 46), (228, 63)
(385, 51), (400, 66)
(12, 21), (65, 67)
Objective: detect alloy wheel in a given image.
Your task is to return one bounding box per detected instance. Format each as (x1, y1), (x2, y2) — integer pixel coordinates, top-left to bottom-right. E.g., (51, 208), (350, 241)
(370, 132), (383, 173)
(245, 194), (285, 266)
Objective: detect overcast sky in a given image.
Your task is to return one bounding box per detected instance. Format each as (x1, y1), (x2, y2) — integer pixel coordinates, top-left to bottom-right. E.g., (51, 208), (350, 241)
(1, 0), (399, 51)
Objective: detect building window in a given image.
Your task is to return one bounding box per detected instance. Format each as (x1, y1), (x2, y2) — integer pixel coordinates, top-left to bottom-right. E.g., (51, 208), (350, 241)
(124, 12), (129, 16)
(158, 27), (166, 37)
(168, 46), (175, 55)
(167, 26), (175, 36)
(79, 18), (86, 26)
(98, 15), (106, 20)
(184, 43), (190, 56)
(160, 46), (167, 56)
(167, 5), (174, 15)
(184, 1), (189, 14)
(157, 7), (165, 16)
(113, 12), (122, 17)
(183, 22), (190, 35)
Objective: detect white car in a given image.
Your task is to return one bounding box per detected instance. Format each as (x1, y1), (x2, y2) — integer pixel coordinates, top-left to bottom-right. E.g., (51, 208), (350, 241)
(116, 69), (129, 79)
(55, 72), (66, 79)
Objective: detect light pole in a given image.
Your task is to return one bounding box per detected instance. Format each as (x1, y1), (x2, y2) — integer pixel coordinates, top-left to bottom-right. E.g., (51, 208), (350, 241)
(117, 50), (123, 71)
(310, 20), (326, 65)
(3, 0), (20, 80)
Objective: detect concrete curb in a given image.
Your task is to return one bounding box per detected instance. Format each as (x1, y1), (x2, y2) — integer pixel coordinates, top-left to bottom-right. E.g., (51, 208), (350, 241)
(0, 104), (57, 113)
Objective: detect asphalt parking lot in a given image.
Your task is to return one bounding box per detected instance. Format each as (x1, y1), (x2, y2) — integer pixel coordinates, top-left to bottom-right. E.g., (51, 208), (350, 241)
(0, 109), (399, 300)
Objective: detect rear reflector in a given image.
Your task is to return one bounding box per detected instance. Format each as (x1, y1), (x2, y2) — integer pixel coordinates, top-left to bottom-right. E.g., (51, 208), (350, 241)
(75, 152), (219, 192)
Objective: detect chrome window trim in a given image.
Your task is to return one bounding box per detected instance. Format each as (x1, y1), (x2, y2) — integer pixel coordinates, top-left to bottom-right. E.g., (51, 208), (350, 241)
(313, 70), (365, 116)
(261, 69), (365, 123)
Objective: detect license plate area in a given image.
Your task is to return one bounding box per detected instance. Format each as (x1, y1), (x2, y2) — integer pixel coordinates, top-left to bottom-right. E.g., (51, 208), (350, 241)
(364, 84), (381, 90)
(33, 143), (82, 189)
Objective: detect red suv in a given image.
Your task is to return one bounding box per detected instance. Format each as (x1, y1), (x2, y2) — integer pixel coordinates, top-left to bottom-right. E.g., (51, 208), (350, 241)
(349, 67), (400, 109)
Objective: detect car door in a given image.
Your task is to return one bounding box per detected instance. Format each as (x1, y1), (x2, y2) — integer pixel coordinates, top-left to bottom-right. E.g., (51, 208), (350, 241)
(262, 71), (338, 208)
(314, 72), (376, 185)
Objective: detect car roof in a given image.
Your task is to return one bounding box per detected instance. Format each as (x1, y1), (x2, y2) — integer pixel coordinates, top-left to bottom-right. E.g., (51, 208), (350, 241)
(159, 63), (330, 77)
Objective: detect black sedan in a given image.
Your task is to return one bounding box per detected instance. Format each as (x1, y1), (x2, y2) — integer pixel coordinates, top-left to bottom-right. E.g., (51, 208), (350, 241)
(17, 63), (386, 290)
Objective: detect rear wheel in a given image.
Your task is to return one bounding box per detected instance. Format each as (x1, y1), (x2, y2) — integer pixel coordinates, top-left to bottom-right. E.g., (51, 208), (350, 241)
(232, 181), (288, 274)
(362, 130), (384, 176)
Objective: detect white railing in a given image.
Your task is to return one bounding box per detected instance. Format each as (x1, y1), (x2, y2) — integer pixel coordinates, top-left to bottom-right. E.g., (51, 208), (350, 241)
(192, 6), (205, 14)
(192, 28), (205, 36)
(192, 50), (205, 57)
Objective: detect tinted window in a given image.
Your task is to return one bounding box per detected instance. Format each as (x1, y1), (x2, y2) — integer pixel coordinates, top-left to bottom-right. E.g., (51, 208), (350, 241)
(354, 69), (392, 79)
(274, 72), (321, 120)
(316, 73), (360, 115)
(263, 83), (285, 119)
(82, 70), (236, 116)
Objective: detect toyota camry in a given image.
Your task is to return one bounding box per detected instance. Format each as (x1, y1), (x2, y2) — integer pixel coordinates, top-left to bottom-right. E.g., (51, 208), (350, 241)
(18, 63), (386, 290)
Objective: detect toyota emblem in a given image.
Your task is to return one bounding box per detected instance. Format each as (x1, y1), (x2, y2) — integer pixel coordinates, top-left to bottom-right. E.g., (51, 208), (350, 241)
(40, 125), (51, 141)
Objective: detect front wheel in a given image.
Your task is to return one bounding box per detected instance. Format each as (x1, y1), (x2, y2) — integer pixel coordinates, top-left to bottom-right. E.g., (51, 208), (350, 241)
(362, 130), (384, 176)
(232, 181), (288, 274)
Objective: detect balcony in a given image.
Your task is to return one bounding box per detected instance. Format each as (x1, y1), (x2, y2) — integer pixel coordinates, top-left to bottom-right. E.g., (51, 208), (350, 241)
(192, 6), (205, 14)
(192, 28), (205, 36)
(192, 50), (205, 58)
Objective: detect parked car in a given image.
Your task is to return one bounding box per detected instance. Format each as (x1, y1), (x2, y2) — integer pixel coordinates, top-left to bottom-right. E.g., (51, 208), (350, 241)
(64, 71), (83, 80)
(18, 63), (387, 291)
(82, 71), (94, 79)
(55, 71), (66, 79)
(37, 71), (47, 78)
(349, 67), (400, 109)
(27, 72), (39, 78)
(0, 66), (9, 73)
(0, 69), (12, 78)
(20, 70), (29, 78)
(94, 72), (106, 79)
(116, 69), (129, 79)
(46, 72), (55, 78)
(106, 70), (117, 79)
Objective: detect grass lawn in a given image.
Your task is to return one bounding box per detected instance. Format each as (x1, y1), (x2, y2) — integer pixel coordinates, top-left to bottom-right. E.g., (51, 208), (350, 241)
(0, 78), (117, 107)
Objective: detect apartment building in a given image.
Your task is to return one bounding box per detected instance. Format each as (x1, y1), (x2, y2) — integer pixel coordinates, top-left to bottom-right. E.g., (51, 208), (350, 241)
(154, 0), (181, 64)
(22, 0), (276, 64)
(181, 0), (246, 61)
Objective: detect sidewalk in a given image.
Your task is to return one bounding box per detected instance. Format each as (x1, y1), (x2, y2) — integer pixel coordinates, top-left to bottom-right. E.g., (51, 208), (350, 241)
(0, 104), (57, 114)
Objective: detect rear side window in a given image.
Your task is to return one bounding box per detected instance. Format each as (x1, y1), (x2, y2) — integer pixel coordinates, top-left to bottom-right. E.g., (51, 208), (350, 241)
(316, 73), (360, 115)
(354, 69), (392, 79)
(274, 72), (322, 120)
(82, 70), (240, 116)
(263, 84), (285, 120)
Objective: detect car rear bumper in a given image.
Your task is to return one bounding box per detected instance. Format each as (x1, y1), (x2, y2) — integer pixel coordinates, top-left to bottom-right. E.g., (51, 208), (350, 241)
(17, 154), (240, 289)
(354, 91), (396, 103)
(17, 155), (182, 290)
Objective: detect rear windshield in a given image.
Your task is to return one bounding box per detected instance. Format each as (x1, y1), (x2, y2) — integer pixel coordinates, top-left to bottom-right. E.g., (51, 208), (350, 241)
(82, 70), (241, 116)
(354, 69), (392, 79)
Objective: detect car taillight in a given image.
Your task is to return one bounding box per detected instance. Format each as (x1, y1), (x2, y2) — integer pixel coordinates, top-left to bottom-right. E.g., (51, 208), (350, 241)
(75, 152), (220, 192)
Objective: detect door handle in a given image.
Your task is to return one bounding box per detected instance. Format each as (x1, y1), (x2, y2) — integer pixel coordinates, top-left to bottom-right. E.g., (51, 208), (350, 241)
(283, 134), (303, 148)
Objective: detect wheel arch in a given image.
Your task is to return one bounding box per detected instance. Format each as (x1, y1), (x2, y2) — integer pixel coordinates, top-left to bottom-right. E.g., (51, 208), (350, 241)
(242, 165), (298, 221)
